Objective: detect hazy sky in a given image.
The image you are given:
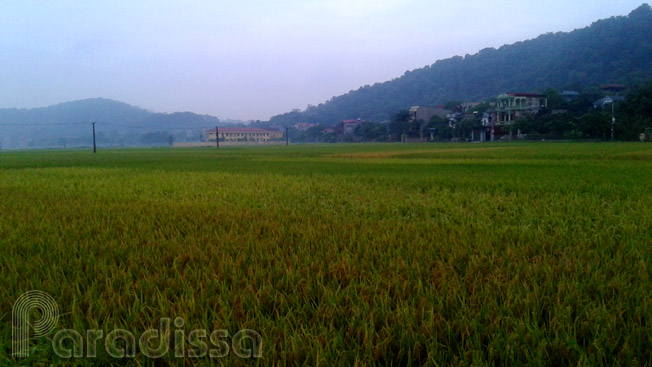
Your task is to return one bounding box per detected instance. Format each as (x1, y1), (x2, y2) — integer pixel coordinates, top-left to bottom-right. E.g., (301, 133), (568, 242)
(0, 1), (646, 120)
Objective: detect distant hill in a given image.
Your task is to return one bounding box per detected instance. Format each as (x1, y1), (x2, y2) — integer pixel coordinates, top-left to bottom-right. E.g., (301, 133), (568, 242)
(0, 98), (152, 126)
(269, 4), (652, 126)
(0, 98), (231, 149)
(142, 112), (220, 130)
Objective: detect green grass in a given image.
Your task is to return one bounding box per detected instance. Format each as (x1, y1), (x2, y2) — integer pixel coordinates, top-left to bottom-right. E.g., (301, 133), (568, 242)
(1, 142), (651, 366)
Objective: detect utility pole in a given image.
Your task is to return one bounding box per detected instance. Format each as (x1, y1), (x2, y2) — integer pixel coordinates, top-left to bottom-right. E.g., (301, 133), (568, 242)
(611, 100), (615, 141)
(491, 120), (495, 142)
(92, 122), (96, 153)
(285, 127), (289, 146)
(216, 126), (219, 149)
(600, 84), (626, 141)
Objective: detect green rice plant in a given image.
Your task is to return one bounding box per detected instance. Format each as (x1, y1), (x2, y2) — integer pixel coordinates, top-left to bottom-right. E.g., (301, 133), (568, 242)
(0, 142), (651, 366)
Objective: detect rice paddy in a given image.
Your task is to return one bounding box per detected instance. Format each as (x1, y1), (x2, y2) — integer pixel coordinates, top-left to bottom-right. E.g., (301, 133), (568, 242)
(1, 142), (651, 366)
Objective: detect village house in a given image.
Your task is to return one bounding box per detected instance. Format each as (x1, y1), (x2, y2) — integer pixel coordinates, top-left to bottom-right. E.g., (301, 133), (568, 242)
(205, 127), (282, 142)
(336, 119), (365, 135)
(267, 128), (284, 139)
(409, 106), (450, 124)
(492, 93), (548, 124)
(593, 96), (625, 109)
(593, 84), (627, 109)
(471, 92), (548, 142)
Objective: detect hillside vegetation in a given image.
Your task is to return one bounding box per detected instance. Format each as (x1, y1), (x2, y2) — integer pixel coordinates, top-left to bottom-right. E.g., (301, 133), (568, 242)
(270, 4), (652, 125)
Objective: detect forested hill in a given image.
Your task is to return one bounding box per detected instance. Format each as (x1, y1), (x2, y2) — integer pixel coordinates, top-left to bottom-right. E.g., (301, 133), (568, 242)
(0, 98), (153, 126)
(0, 98), (235, 149)
(269, 4), (652, 126)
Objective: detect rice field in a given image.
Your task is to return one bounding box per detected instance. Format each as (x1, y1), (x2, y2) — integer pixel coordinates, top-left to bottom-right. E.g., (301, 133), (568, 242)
(1, 142), (651, 366)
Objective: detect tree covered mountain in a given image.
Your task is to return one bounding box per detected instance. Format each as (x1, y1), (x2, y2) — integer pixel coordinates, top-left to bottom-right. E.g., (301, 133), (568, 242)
(0, 98), (232, 149)
(269, 4), (652, 126)
(142, 112), (220, 130)
(0, 98), (152, 127)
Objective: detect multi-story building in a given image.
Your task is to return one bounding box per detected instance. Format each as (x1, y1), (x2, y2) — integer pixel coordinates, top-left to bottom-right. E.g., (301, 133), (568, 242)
(493, 93), (548, 124)
(409, 106), (450, 124)
(204, 127), (282, 142)
(337, 119), (365, 135)
(472, 93), (548, 142)
(493, 93), (548, 123)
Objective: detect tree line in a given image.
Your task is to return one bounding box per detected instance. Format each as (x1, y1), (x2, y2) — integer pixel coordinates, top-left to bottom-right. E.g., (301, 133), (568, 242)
(290, 80), (652, 142)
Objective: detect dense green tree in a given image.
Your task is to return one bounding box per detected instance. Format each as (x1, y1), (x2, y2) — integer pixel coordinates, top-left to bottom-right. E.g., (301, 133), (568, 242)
(357, 122), (388, 141)
(456, 118), (481, 141)
(578, 112), (611, 140)
(427, 116), (453, 140)
(444, 101), (463, 110)
(140, 131), (173, 146)
(467, 103), (491, 114)
(541, 88), (568, 111)
(510, 115), (536, 137)
(618, 79), (652, 139)
(388, 110), (412, 141)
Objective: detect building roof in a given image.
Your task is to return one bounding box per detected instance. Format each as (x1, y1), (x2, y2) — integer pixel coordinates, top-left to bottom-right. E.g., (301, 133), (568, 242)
(504, 92), (546, 98)
(205, 127), (273, 134)
(593, 96), (625, 107)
